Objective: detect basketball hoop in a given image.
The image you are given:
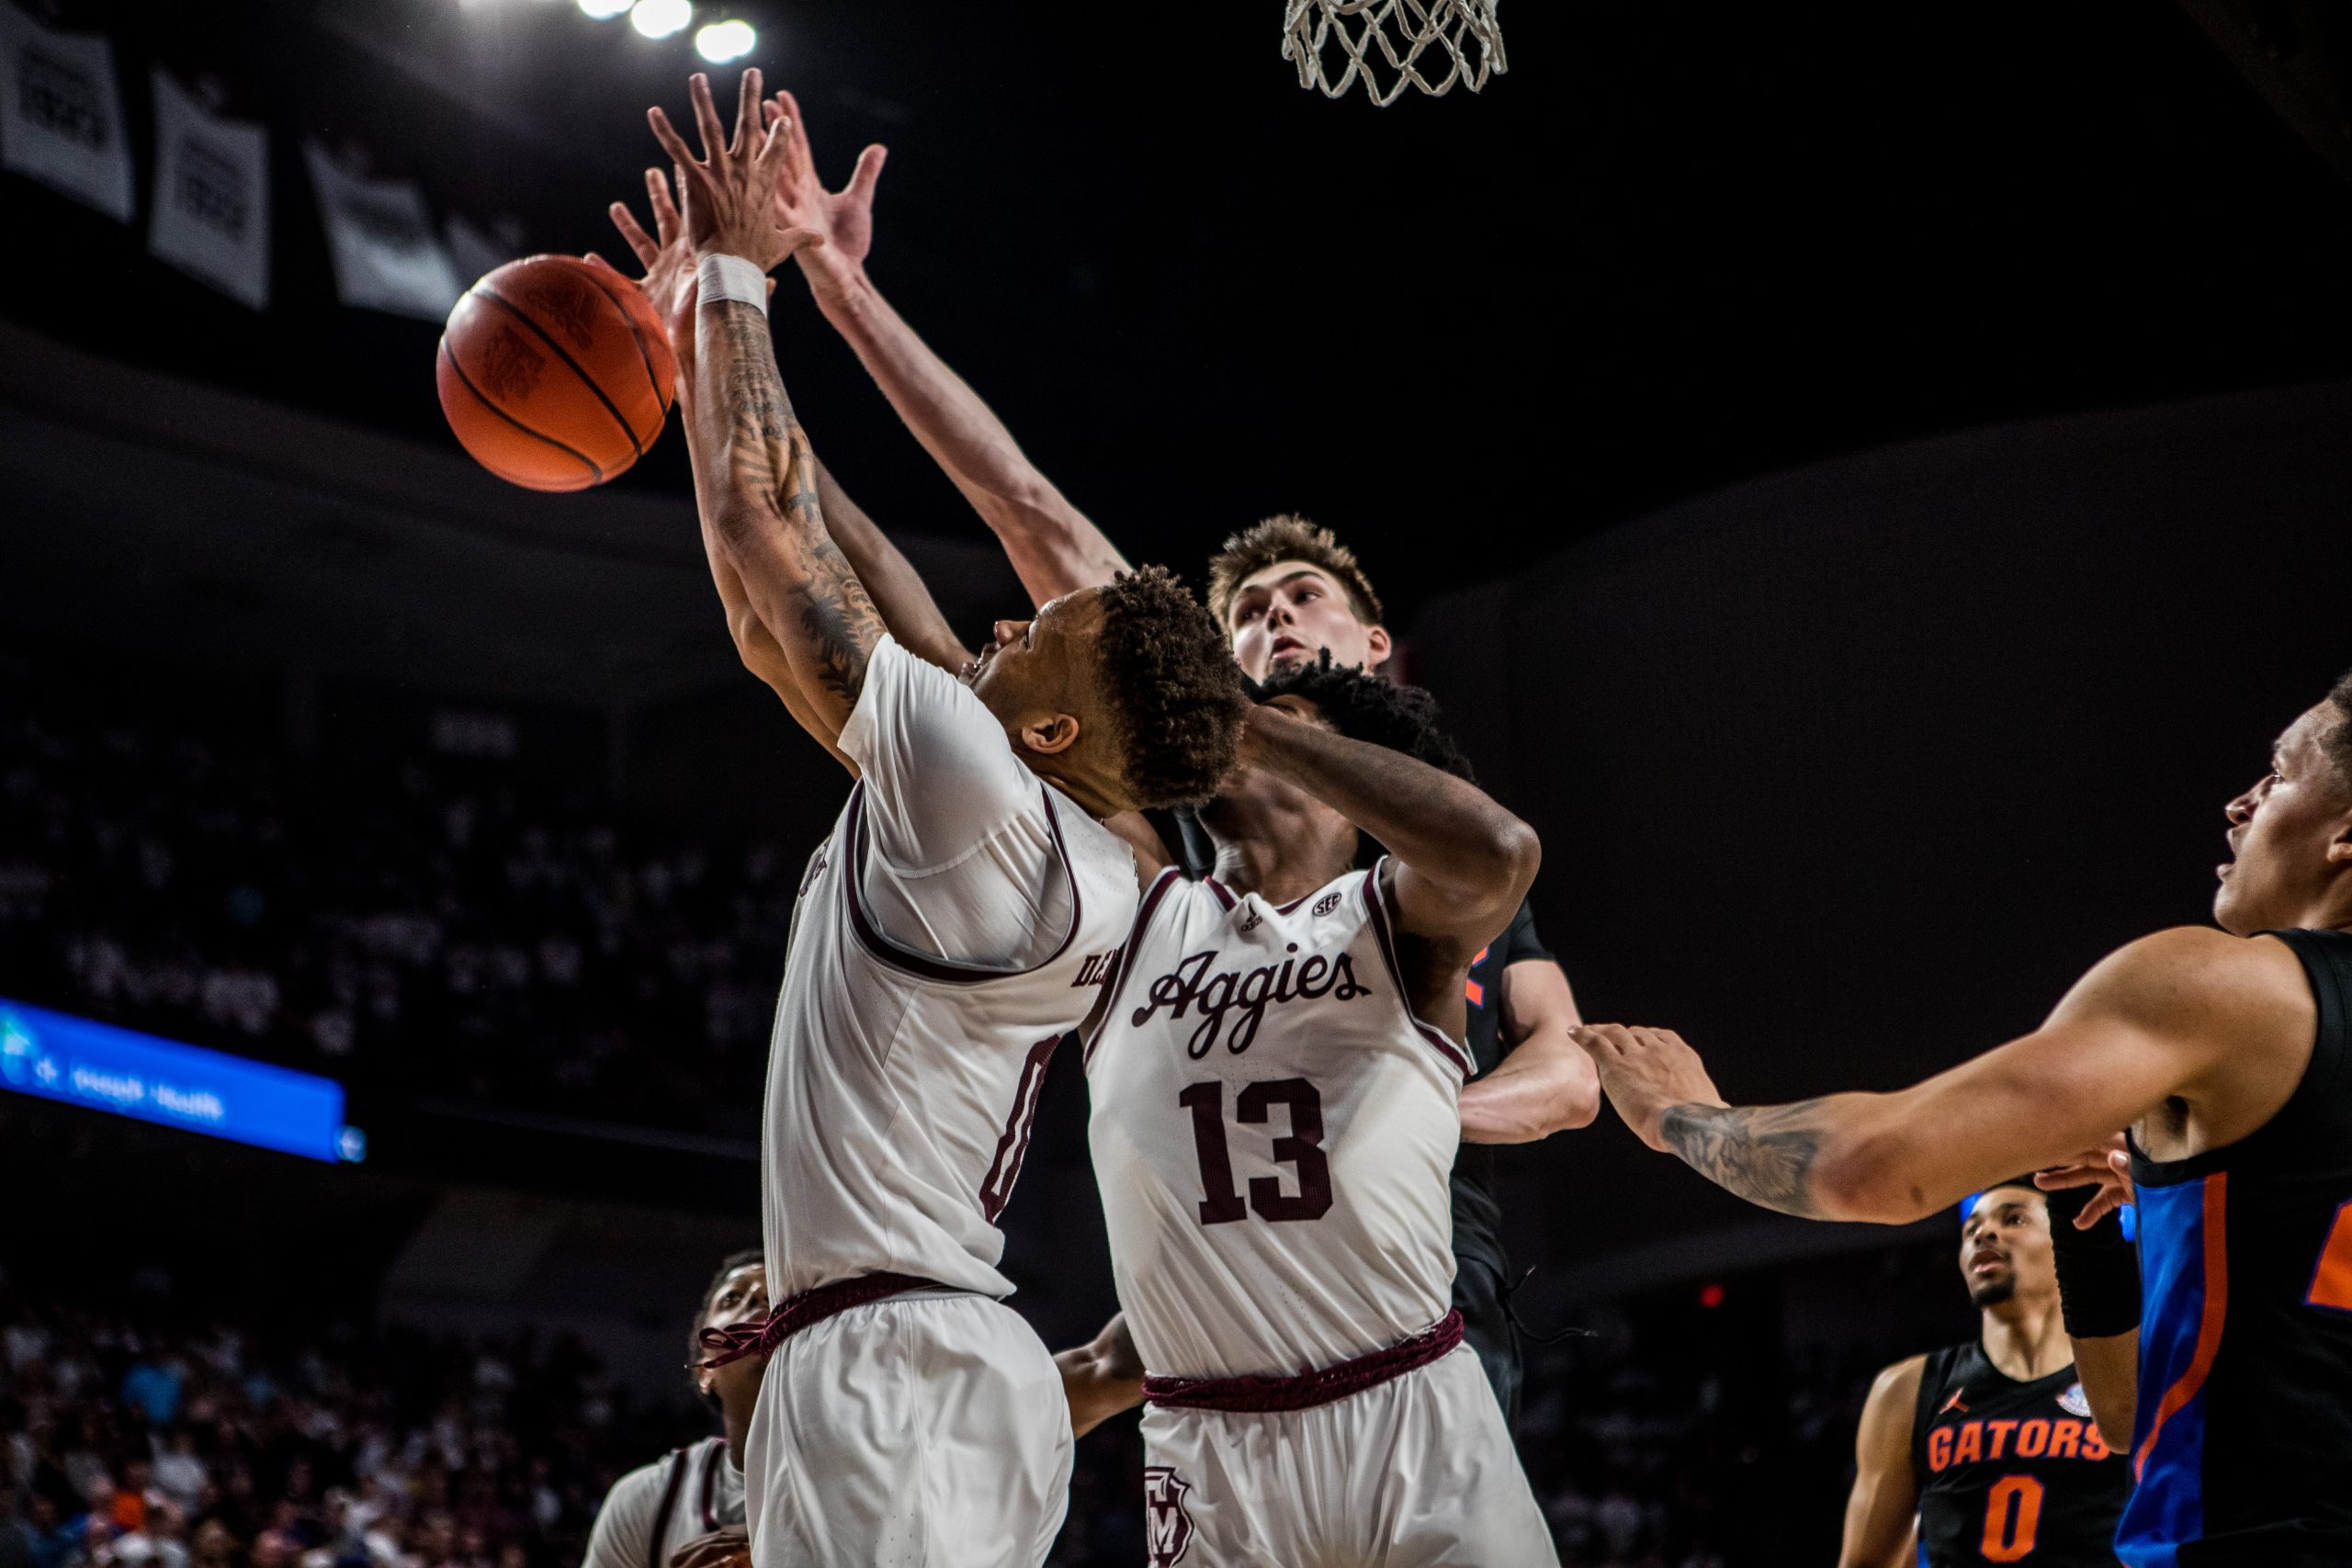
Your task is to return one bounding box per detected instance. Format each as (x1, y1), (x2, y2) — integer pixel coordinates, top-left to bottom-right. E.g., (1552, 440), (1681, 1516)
(1282, 0), (1506, 107)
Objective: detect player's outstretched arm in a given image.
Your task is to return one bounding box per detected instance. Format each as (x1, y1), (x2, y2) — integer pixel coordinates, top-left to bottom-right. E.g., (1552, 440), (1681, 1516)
(1243, 700), (1540, 957)
(1838, 1355), (1925, 1568)
(1054, 1313), (1146, 1439)
(1572, 926), (2295, 1225)
(646, 72), (884, 747)
(764, 90), (1131, 609)
(1460, 958), (1600, 1143)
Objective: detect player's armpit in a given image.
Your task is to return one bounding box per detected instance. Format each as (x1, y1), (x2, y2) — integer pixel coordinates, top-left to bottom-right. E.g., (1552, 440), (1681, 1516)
(1838, 1355), (1925, 1568)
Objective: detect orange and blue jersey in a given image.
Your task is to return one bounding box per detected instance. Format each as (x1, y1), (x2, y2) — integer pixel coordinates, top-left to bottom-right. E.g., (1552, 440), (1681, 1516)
(2120, 928), (2352, 1568)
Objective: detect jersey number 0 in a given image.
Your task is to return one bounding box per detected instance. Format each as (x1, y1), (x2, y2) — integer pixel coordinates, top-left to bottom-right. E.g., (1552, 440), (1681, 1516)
(1179, 1078), (1334, 1224)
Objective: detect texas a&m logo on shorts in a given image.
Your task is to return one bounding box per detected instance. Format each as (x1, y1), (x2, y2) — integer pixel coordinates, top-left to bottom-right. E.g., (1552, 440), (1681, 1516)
(1143, 1465), (1195, 1566)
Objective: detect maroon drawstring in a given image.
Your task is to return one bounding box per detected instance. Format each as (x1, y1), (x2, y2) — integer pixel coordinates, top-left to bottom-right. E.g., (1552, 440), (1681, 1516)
(1142, 1310), (1466, 1414)
(694, 1272), (943, 1370)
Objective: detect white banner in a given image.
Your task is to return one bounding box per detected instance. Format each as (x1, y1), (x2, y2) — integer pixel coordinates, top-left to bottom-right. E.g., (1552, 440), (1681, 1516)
(445, 211), (523, 292)
(148, 71), (269, 310)
(302, 140), (460, 322)
(0, 2), (133, 221)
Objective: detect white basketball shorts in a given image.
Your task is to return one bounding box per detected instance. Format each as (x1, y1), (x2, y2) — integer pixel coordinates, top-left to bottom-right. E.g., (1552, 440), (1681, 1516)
(1136, 1343), (1556, 1567)
(742, 1292), (1072, 1568)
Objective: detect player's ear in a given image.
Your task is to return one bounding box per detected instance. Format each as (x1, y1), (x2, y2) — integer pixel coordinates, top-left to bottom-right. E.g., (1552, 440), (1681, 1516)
(1363, 623), (1394, 670)
(1018, 712), (1081, 757)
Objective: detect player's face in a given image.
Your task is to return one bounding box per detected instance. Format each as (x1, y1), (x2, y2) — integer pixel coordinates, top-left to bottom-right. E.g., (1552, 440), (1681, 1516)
(1226, 563), (1392, 682)
(2214, 703), (2352, 935)
(695, 1263), (769, 1403)
(1958, 1188), (2053, 1308)
(965, 590), (1102, 724)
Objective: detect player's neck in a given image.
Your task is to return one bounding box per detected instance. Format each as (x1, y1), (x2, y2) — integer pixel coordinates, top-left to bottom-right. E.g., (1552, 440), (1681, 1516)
(1208, 833), (1356, 907)
(1979, 1292), (2070, 1382)
(718, 1384), (756, 1469)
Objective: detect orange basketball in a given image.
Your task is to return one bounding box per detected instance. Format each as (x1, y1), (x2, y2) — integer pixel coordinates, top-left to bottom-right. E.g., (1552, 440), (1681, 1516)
(436, 255), (677, 491)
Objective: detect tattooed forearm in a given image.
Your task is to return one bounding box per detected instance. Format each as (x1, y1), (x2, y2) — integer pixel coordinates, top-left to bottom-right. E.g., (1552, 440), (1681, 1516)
(1658, 1101), (1828, 1218)
(697, 299), (886, 705)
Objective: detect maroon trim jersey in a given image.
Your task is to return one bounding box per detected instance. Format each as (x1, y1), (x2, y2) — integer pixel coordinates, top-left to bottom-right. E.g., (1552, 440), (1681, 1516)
(759, 636), (1139, 1301)
(1085, 861), (1467, 1381)
(1909, 1341), (2129, 1566)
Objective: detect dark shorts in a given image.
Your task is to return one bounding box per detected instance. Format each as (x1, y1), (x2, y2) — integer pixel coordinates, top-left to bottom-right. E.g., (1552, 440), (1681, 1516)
(1451, 1252), (1521, 1428)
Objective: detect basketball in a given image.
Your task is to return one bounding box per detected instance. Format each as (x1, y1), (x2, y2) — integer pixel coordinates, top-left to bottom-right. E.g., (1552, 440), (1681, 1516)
(436, 254), (676, 491)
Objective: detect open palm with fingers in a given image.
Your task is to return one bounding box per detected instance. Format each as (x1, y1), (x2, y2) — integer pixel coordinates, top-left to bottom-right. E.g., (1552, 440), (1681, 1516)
(646, 69), (818, 273)
(763, 87), (887, 301)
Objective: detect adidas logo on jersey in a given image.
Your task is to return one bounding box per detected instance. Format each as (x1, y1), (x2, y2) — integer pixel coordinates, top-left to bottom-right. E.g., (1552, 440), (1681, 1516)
(1132, 944), (1373, 1058)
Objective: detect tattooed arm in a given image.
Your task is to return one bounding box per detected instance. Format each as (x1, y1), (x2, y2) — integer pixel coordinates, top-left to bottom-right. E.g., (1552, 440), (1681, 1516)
(1573, 926), (2293, 1224)
(686, 295), (883, 743)
(649, 70), (900, 747)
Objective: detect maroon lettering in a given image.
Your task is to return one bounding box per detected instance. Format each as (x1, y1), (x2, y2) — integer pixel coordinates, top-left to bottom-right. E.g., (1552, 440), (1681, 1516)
(1179, 1081), (1248, 1224)
(1180, 1077), (1332, 1225)
(1236, 1077), (1332, 1221)
(1134, 945), (1371, 1058)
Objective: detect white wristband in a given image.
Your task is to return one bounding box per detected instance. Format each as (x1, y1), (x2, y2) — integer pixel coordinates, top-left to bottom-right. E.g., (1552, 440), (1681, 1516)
(697, 253), (768, 314)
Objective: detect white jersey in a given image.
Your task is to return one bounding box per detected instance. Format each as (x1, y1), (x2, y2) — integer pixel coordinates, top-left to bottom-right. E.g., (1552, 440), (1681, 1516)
(760, 636), (1138, 1300)
(1085, 862), (1467, 1380)
(582, 1438), (741, 1568)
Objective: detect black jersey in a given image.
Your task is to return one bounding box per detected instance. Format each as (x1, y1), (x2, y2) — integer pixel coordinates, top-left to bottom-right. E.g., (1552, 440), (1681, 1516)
(2122, 928), (2352, 1567)
(1450, 896), (1552, 1423)
(1909, 1342), (2130, 1566)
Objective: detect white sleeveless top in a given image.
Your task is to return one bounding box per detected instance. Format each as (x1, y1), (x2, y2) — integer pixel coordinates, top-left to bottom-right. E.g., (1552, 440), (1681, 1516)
(760, 637), (1138, 1299)
(1085, 862), (1466, 1380)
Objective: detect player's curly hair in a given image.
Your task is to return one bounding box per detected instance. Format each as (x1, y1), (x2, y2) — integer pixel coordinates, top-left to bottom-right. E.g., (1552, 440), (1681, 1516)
(1251, 651), (1476, 784)
(1093, 566), (1249, 808)
(2328, 667), (2352, 790)
(1205, 514), (1385, 632)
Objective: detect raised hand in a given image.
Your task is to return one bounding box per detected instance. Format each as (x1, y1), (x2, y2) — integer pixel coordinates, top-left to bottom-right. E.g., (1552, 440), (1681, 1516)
(605, 164), (694, 327)
(763, 88), (887, 301)
(647, 70), (819, 271)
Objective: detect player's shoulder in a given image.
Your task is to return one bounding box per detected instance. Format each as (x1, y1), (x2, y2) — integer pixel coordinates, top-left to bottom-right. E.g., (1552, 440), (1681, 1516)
(595, 1450), (681, 1515)
(1865, 1350), (1931, 1407)
(2074, 926), (2316, 1035)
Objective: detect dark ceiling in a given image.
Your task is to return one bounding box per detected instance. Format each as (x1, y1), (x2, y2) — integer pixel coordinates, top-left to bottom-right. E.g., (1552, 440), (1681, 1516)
(10, 0), (2352, 626)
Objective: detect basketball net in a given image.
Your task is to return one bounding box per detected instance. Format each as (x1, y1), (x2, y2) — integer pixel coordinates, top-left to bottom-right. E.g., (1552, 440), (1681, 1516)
(1282, 0), (1506, 107)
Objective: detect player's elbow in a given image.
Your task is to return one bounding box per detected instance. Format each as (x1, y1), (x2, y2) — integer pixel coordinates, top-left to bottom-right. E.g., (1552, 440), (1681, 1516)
(1455, 818), (1542, 914)
(1552, 1072), (1602, 1133)
(1811, 1127), (1940, 1226)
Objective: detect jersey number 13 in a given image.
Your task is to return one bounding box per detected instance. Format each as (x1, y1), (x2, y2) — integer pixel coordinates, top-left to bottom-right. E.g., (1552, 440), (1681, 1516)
(1179, 1078), (1333, 1224)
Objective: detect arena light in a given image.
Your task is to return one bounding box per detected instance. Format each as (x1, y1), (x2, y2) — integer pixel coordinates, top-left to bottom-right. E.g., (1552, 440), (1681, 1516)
(695, 18), (755, 62)
(577, 0), (632, 17)
(630, 0), (693, 38)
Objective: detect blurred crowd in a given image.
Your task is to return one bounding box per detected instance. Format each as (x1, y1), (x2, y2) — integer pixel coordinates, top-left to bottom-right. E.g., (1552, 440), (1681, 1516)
(0, 1281), (698, 1568)
(0, 1274), (1871, 1568)
(0, 656), (785, 1136)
